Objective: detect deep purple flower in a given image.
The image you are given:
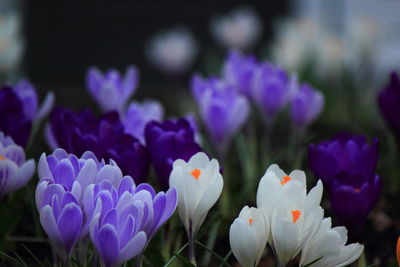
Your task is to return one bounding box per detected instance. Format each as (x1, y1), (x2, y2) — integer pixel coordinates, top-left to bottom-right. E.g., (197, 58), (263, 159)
(378, 72), (400, 138)
(86, 66), (139, 113)
(0, 132), (35, 198)
(0, 87), (32, 146)
(145, 118), (202, 189)
(308, 134), (381, 236)
(122, 100), (164, 144)
(290, 83), (324, 130)
(86, 178), (177, 266)
(36, 181), (83, 260)
(252, 63), (294, 122)
(191, 75), (249, 155)
(46, 108), (149, 184)
(222, 50), (259, 98)
(13, 79), (55, 122)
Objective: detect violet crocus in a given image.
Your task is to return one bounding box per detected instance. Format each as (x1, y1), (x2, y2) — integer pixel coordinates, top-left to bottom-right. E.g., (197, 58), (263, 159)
(122, 100), (164, 144)
(85, 178), (177, 266)
(378, 72), (400, 138)
(308, 134), (381, 236)
(222, 50), (259, 99)
(86, 66), (139, 113)
(290, 83), (324, 131)
(145, 118), (202, 189)
(46, 108), (149, 184)
(36, 180), (83, 262)
(13, 79), (55, 123)
(252, 63), (294, 124)
(0, 131), (35, 198)
(0, 86), (32, 147)
(191, 75), (249, 155)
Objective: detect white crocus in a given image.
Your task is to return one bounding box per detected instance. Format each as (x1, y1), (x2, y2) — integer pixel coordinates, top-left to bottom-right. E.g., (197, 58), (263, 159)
(256, 164), (324, 267)
(300, 217), (364, 267)
(169, 152), (223, 263)
(230, 206), (269, 267)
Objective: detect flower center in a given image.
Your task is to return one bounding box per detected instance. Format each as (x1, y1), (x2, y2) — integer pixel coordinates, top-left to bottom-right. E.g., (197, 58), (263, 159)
(291, 210), (301, 223)
(354, 188), (361, 193)
(0, 155), (6, 160)
(248, 218), (253, 225)
(191, 168), (201, 180)
(281, 176), (291, 185)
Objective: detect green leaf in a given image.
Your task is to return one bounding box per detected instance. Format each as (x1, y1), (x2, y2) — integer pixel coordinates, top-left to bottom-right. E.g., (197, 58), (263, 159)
(0, 250), (26, 266)
(218, 250), (232, 267)
(163, 242), (189, 267)
(201, 220), (221, 266)
(172, 253), (196, 267)
(21, 244), (46, 267)
(195, 240), (232, 267)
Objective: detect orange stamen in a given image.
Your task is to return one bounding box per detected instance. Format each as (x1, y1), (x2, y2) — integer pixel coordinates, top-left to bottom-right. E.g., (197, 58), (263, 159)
(291, 210), (301, 223)
(191, 168), (201, 180)
(248, 218), (253, 225)
(354, 188), (361, 193)
(281, 176), (291, 185)
(0, 155), (6, 160)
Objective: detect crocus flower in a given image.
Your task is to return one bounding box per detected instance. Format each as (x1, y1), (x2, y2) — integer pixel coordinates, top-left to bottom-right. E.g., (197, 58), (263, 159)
(169, 152), (223, 264)
(290, 83), (324, 131)
(122, 100), (164, 144)
(222, 50), (259, 99)
(308, 134), (381, 236)
(229, 206), (269, 267)
(46, 108), (149, 184)
(252, 63), (294, 123)
(378, 72), (400, 138)
(191, 75), (249, 155)
(0, 132), (35, 198)
(13, 79), (55, 122)
(36, 181), (83, 261)
(0, 86), (32, 146)
(146, 27), (198, 75)
(300, 217), (364, 267)
(86, 66), (139, 113)
(145, 118), (202, 189)
(256, 164), (324, 267)
(210, 6), (262, 50)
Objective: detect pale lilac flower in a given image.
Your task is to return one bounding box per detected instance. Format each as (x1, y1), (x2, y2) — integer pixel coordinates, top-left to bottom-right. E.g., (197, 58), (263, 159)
(210, 6), (262, 50)
(146, 27), (198, 74)
(0, 131), (35, 198)
(122, 100), (164, 144)
(86, 66), (139, 113)
(290, 83), (324, 130)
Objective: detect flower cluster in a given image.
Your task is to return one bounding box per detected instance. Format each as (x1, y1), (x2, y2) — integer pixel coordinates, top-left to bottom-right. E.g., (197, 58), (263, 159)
(309, 133), (382, 236)
(36, 148), (177, 266)
(230, 164), (364, 267)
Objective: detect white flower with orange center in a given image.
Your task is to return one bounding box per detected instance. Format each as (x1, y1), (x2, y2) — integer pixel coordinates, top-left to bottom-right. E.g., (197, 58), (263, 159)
(229, 206), (269, 267)
(256, 164), (324, 266)
(169, 152), (223, 263)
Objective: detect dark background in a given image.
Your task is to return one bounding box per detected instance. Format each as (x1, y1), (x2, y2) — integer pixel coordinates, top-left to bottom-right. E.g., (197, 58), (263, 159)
(24, 1), (289, 91)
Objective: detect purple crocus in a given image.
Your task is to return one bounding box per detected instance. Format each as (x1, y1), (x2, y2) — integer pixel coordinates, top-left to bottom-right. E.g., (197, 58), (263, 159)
(222, 50), (259, 98)
(0, 132), (35, 198)
(251, 63), (294, 123)
(0, 87), (32, 147)
(290, 83), (324, 130)
(46, 108), (149, 184)
(86, 178), (177, 266)
(36, 180), (83, 261)
(122, 100), (164, 144)
(13, 79), (55, 122)
(145, 118), (202, 189)
(86, 66), (139, 113)
(308, 134), (381, 236)
(191, 75), (249, 155)
(378, 72), (400, 138)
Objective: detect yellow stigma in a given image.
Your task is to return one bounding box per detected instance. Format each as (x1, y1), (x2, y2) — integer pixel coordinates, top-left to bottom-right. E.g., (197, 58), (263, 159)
(291, 210), (301, 223)
(191, 168), (201, 180)
(0, 155), (6, 160)
(281, 176), (291, 185)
